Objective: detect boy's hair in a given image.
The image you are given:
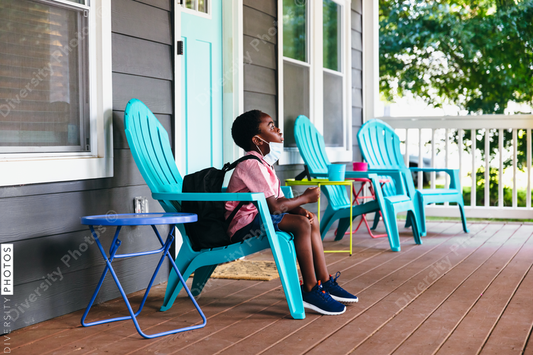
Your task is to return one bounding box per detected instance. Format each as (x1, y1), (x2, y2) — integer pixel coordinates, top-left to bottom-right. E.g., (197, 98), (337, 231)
(231, 110), (266, 151)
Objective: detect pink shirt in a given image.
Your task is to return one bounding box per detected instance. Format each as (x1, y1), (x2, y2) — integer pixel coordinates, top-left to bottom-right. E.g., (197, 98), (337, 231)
(224, 151), (284, 239)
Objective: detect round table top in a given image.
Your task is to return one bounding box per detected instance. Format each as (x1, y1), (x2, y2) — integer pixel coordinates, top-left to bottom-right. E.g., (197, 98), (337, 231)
(81, 213), (197, 226)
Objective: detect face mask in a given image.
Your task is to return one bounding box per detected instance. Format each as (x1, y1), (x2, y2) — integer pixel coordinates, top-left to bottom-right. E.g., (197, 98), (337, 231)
(255, 136), (283, 165)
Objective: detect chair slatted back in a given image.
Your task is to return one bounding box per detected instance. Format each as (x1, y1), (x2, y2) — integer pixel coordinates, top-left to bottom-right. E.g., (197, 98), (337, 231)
(294, 115), (350, 208)
(124, 99), (183, 212)
(357, 119), (411, 197)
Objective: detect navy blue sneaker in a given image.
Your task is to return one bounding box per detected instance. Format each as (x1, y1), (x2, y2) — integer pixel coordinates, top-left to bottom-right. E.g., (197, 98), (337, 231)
(302, 280), (346, 315)
(322, 272), (359, 303)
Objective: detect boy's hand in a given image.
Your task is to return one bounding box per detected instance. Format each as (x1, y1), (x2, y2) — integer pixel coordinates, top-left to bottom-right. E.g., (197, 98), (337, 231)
(295, 207), (315, 224)
(302, 186), (320, 204)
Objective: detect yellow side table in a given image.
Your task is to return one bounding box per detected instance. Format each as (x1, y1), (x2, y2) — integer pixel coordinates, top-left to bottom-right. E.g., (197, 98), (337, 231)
(285, 178), (353, 255)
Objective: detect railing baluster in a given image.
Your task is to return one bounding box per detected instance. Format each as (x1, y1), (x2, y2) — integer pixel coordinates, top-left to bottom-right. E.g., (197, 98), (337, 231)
(526, 128), (531, 208)
(404, 128), (409, 167)
(418, 128), (423, 189)
(485, 129), (490, 207)
(459, 128), (463, 202)
(499, 128), (504, 208)
(445, 129), (450, 207)
(431, 129), (436, 189)
(471, 129), (476, 207)
(513, 129), (518, 208)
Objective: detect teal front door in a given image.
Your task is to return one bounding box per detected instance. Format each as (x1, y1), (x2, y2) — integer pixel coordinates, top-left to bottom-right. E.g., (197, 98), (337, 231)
(180, 1), (223, 174)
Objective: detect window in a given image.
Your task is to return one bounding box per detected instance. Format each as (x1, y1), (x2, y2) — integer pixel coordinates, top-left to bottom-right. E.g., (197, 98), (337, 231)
(279, 0), (351, 164)
(0, 0), (89, 153)
(0, 0), (113, 186)
(182, 0), (210, 17)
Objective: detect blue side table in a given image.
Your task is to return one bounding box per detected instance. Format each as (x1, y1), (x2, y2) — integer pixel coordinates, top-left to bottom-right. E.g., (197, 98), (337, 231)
(80, 213), (206, 339)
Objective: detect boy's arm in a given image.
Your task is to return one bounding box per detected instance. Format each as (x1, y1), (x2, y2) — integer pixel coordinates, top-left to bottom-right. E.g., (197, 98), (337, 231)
(265, 187), (320, 215)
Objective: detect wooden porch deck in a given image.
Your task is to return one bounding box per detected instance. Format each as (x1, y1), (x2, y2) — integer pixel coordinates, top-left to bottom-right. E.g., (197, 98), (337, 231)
(11, 221), (533, 355)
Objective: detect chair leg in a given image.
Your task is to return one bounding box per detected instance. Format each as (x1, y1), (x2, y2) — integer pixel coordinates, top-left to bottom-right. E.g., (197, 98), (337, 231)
(415, 193), (427, 237)
(384, 204), (401, 252)
(190, 265), (218, 296)
(319, 206), (338, 240)
(335, 217), (351, 241)
(457, 200), (470, 233)
(267, 231), (305, 319)
(407, 210), (422, 245)
(161, 243), (196, 312)
(370, 212), (380, 230)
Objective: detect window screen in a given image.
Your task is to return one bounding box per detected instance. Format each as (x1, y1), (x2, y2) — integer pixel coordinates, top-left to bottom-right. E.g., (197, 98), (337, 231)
(0, 0), (89, 153)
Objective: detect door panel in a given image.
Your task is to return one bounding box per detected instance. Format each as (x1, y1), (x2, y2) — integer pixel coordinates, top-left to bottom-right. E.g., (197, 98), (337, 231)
(181, 1), (222, 174)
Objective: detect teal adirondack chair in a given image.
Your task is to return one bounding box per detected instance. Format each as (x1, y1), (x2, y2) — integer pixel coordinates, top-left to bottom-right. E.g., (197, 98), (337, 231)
(124, 99), (305, 319)
(294, 115), (421, 251)
(357, 119), (469, 237)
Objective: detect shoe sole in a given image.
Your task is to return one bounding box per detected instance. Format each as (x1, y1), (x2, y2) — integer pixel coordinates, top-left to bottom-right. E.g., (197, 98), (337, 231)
(303, 301), (346, 315)
(331, 295), (359, 303)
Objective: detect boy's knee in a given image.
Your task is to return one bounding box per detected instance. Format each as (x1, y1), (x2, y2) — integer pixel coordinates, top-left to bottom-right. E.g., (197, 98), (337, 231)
(296, 215), (312, 234)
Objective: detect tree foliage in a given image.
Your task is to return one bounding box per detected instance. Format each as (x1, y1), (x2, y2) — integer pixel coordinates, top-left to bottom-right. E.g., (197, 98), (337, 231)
(379, 0), (533, 114)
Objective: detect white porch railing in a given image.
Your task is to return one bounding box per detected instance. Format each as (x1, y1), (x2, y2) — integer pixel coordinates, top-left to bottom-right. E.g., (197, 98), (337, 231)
(381, 115), (533, 219)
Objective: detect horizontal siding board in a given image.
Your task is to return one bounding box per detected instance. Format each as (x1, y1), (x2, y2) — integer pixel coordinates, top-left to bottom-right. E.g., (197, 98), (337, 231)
(244, 92), (277, 122)
(113, 112), (172, 150)
(113, 73), (173, 114)
(352, 0), (362, 14)
(9, 255), (168, 331)
(244, 65), (277, 95)
(352, 48), (362, 70)
(243, 6), (277, 46)
(352, 29), (362, 51)
(352, 68), (362, 89)
(351, 11), (362, 32)
(353, 88), (363, 108)
(243, 0), (276, 17)
(243, 35), (276, 69)
(135, 0), (171, 11)
(112, 33), (173, 80)
(0, 186), (164, 242)
(13, 223), (170, 285)
(110, 149), (153, 187)
(112, 0), (172, 45)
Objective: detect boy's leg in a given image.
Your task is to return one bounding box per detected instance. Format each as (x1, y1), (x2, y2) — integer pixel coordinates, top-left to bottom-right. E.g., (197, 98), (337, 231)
(308, 212), (329, 283)
(278, 214), (317, 292)
(278, 213), (329, 292)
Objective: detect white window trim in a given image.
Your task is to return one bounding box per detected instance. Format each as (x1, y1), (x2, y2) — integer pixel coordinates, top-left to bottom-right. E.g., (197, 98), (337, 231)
(278, 0), (352, 165)
(362, 0), (379, 123)
(0, 0), (113, 187)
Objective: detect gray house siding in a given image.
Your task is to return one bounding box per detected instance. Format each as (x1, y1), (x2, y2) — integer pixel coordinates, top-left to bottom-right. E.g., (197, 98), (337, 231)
(1, 0), (174, 331)
(352, 0), (363, 162)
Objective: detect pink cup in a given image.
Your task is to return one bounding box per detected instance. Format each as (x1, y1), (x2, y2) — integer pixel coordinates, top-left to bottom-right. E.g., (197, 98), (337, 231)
(353, 162), (368, 171)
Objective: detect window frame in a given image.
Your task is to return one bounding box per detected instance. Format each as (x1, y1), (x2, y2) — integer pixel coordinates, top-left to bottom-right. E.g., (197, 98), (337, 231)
(0, 0), (113, 187)
(278, 0), (352, 165)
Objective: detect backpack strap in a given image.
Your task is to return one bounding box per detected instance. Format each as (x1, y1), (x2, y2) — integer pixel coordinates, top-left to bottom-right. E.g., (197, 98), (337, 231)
(224, 155), (266, 223)
(223, 155), (264, 172)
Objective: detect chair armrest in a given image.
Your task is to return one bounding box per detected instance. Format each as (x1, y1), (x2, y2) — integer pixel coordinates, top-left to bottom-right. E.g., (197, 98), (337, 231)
(408, 168), (460, 189)
(281, 185), (294, 198)
(361, 169), (407, 196)
(152, 192), (267, 202)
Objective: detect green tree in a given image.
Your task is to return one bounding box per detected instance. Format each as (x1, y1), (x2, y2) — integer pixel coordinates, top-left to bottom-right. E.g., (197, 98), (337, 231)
(379, 0), (533, 114)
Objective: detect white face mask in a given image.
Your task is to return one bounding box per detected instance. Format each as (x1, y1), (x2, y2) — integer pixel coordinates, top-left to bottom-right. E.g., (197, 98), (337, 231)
(255, 136), (283, 165)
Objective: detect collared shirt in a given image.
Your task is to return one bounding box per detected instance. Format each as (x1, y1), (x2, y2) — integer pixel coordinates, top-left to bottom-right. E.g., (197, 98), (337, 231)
(224, 150), (284, 239)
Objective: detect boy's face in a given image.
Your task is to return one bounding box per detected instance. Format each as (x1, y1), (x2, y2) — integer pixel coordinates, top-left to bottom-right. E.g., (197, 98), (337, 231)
(252, 114), (283, 154)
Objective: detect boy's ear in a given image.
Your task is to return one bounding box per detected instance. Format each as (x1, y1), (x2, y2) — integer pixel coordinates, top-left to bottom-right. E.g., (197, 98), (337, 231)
(251, 136), (262, 146)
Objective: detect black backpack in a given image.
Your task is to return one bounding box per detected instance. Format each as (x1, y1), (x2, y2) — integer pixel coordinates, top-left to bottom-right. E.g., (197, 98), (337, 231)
(180, 155), (264, 251)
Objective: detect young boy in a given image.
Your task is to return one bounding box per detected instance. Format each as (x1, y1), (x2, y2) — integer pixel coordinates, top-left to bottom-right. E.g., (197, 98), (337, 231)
(225, 110), (358, 315)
